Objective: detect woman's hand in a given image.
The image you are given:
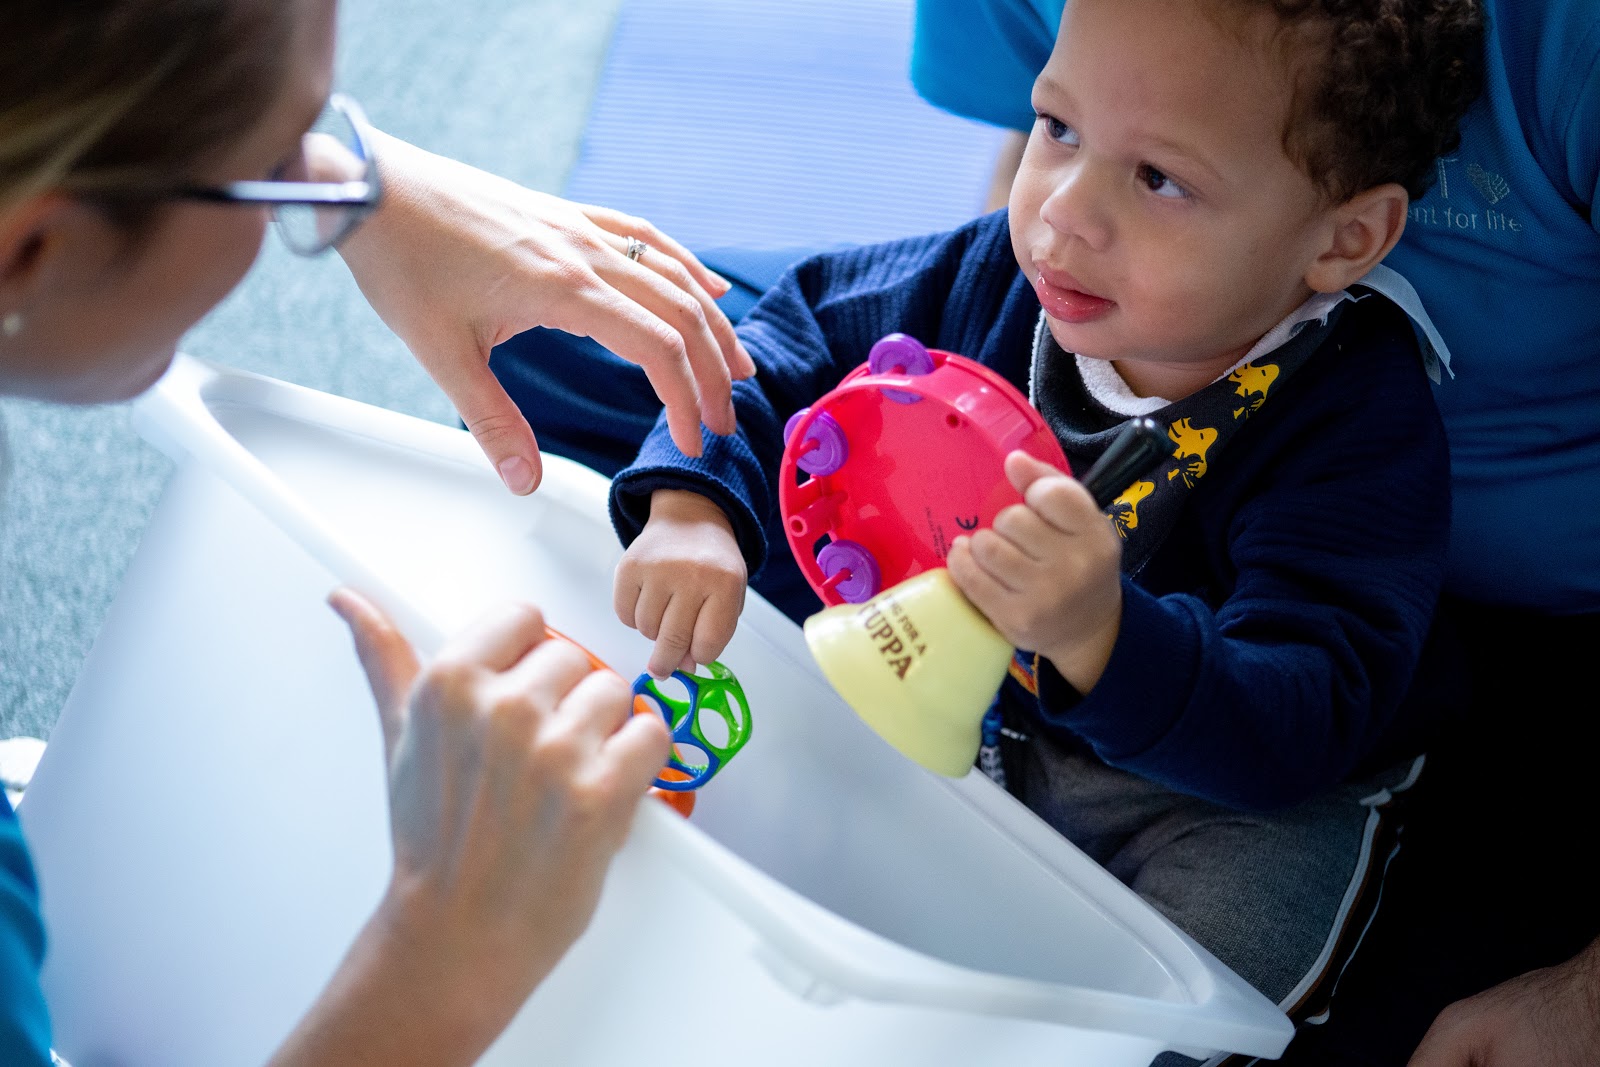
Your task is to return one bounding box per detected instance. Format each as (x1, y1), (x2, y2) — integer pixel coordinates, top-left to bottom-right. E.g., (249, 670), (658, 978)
(947, 451), (1124, 692)
(338, 132), (755, 495)
(614, 489), (747, 678)
(268, 591), (671, 1067)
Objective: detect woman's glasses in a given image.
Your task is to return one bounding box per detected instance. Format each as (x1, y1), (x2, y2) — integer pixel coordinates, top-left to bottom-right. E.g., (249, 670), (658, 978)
(91, 93), (383, 256)
(172, 93), (381, 256)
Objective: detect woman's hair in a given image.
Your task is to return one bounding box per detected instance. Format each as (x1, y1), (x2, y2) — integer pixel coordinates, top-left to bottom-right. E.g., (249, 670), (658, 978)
(0, 0), (294, 223)
(1217, 0), (1485, 203)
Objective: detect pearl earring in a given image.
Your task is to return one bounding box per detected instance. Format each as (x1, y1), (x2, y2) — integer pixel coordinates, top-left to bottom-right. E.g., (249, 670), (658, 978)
(1, 312), (21, 338)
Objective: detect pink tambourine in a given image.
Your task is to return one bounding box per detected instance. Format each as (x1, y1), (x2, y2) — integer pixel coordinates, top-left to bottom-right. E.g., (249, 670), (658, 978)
(778, 333), (1070, 607)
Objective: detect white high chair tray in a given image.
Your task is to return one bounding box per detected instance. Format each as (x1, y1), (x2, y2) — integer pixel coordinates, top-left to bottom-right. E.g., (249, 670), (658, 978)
(19, 357), (1291, 1065)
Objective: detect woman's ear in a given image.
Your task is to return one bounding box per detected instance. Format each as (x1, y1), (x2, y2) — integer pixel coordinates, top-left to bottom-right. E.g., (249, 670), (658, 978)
(0, 193), (73, 311)
(1304, 182), (1408, 294)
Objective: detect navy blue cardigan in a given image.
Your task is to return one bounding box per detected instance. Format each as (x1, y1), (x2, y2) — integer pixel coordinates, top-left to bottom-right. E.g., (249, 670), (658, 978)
(612, 211), (1451, 811)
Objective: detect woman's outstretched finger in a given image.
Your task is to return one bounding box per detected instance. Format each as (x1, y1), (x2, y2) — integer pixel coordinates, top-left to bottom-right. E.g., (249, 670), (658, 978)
(592, 252), (736, 436)
(428, 350), (543, 495)
(603, 230), (752, 405)
(328, 587), (420, 763)
(571, 285), (706, 456)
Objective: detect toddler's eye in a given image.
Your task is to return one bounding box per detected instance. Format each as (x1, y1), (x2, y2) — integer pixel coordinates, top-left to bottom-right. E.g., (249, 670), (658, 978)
(1035, 111), (1081, 148)
(1137, 163), (1188, 199)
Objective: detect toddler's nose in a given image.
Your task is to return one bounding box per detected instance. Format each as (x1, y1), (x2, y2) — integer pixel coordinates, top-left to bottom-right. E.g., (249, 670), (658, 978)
(1040, 160), (1113, 252)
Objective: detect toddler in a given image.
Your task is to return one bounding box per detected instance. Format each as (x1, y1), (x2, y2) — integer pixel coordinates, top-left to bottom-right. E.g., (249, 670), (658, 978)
(607, 0), (1481, 1053)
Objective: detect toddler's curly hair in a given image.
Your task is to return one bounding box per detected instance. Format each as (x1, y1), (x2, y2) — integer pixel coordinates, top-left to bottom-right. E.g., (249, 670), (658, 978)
(1219, 0), (1485, 202)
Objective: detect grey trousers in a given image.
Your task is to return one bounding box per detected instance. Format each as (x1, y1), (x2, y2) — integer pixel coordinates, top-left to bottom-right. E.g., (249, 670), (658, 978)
(1013, 732), (1419, 1066)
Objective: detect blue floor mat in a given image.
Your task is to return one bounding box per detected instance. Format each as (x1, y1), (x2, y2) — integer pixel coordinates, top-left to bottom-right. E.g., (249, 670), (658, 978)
(564, 0), (1008, 251)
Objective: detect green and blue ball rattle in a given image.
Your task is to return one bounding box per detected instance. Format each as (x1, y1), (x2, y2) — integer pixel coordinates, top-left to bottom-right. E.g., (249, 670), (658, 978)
(631, 661), (753, 792)
(539, 628), (751, 814)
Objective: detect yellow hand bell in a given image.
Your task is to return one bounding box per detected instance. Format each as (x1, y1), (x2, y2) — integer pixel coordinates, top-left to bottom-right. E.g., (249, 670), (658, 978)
(803, 417), (1174, 777)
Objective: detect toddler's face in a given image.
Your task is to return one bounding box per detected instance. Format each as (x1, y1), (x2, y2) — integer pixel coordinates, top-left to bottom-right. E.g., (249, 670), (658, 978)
(1010, 0), (1338, 399)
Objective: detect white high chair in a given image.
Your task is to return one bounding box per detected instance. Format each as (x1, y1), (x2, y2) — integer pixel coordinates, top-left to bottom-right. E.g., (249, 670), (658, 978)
(18, 356), (1292, 1066)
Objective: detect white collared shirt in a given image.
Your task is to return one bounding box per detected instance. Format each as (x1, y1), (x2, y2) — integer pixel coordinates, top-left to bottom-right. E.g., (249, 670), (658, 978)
(1070, 264), (1451, 417)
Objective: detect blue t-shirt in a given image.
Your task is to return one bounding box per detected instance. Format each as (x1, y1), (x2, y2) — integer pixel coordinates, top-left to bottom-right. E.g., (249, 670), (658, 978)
(910, 0), (1061, 131)
(1, 793), (51, 1064)
(911, 0), (1600, 613)
(1385, 0), (1600, 612)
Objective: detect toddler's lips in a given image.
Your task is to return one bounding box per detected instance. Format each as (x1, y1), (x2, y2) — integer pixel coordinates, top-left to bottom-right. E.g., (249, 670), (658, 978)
(1034, 272), (1115, 324)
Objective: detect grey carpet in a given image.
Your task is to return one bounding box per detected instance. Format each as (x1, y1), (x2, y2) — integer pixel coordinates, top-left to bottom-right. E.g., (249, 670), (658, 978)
(0, 0), (622, 738)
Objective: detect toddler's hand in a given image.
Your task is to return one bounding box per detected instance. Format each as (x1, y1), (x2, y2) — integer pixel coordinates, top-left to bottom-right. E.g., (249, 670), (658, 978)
(615, 489), (747, 677)
(948, 451), (1123, 692)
